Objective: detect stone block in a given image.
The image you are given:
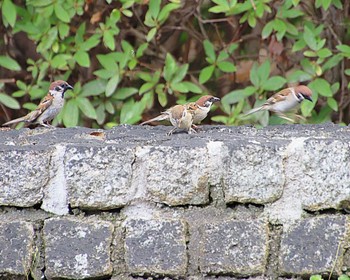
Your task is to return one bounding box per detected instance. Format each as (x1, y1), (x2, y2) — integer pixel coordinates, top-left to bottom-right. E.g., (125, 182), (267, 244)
(124, 218), (187, 276)
(279, 216), (348, 275)
(223, 141), (285, 204)
(0, 147), (51, 207)
(199, 219), (269, 276)
(0, 221), (34, 279)
(135, 145), (210, 205)
(64, 145), (135, 210)
(285, 139), (350, 211)
(43, 217), (113, 279)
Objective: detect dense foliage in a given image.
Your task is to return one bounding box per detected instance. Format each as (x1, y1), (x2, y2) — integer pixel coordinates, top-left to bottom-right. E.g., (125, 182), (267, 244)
(0, 0), (349, 128)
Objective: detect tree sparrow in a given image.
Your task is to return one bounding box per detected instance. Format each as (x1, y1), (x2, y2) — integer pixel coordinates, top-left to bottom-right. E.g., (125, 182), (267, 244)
(140, 95), (220, 127)
(142, 104), (196, 135)
(245, 85), (313, 121)
(2, 80), (73, 128)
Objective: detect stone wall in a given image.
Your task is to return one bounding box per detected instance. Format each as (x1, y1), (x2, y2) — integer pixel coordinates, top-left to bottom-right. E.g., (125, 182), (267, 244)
(0, 124), (349, 280)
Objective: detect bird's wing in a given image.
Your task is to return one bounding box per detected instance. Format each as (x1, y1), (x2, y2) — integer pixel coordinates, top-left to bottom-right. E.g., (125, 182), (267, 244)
(266, 88), (290, 105)
(26, 94), (54, 122)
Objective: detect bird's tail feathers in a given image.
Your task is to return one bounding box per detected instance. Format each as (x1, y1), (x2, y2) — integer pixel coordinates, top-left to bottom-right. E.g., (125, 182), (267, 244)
(140, 114), (169, 125)
(244, 106), (264, 116)
(2, 116), (27, 127)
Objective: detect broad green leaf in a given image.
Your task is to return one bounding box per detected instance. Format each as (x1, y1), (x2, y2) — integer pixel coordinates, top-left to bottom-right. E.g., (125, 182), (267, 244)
(136, 43), (148, 58)
(0, 55), (21, 71)
(139, 82), (154, 95)
(303, 50), (317, 57)
(76, 97), (97, 119)
(222, 86), (256, 104)
(51, 54), (71, 69)
(148, 0), (161, 18)
(312, 78), (332, 97)
(106, 74), (120, 97)
(258, 60), (270, 83)
(199, 65), (215, 84)
(74, 51), (90, 67)
(163, 53), (177, 82)
(157, 90), (167, 107)
(103, 30), (116, 50)
(262, 21), (274, 39)
(273, 19), (287, 41)
(322, 54), (342, 72)
(327, 97), (338, 111)
(63, 99), (79, 127)
(158, 3), (180, 23)
(171, 82), (189, 93)
(97, 54), (117, 71)
(181, 81), (202, 93)
(2, 0), (17, 27)
(316, 48), (332, 58)
(146, 27), (157, 42)
(338, 275), (350, 280)
(172, 64), (188, 84)
(217, 50), (229, 62)
(336, 44), (350, 57)
(0, 93), (20, 109)
(217, 61), (236, 73)
(81, 34), (101, 51)
(54, 3), (70, 23)
(309, 275), (323, 280)
(203, 40), (216, 62)
(303, 26), (317, 50)
(262, 76), (286, 91)
(122, 9), (133, 17)
(81, 80), (107, 97)
(249, 63), (259, 88)
(287, 70), (312, 83)
(114, 87), (138, 100)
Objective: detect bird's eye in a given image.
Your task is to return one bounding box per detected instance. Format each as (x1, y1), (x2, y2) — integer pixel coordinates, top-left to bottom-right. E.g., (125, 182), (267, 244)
(55, 86), (61, 91)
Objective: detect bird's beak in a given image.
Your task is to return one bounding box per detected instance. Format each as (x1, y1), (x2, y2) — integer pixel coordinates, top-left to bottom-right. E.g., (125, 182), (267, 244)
(66, 84), (73, 91)
(303, 95), (313, 102)
(212, 97), (221, 103)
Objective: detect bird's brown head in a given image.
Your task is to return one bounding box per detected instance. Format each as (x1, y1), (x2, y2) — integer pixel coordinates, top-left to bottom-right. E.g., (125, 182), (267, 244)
(196, 95), (220, 108)
(49, 80), (73, 98)
(295, 85), (312, 102)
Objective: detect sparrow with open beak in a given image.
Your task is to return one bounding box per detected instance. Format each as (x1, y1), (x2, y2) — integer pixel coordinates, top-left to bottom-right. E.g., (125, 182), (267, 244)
(244, 85), (313, 121)
(140, 95), (220, 128)
(2, 80), (73, 128)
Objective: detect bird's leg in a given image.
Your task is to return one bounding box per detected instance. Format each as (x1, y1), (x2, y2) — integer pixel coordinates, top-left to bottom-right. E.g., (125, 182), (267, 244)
(167, 127), (177, 136)
(191, 124), (200, 131)
(188, 127), (197, 134)
(276, 113), (295, 123)
(40, 122), (55, 128)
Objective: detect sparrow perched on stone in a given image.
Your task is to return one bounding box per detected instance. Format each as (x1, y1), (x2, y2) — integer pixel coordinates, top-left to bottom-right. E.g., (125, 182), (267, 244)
(2, 80), (73, 128)
(142, 104), (196, 135)
(245, 85), (312, 121)
(140, 95), (220, 128)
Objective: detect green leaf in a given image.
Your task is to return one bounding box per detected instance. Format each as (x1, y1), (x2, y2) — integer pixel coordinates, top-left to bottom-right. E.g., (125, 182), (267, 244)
(136, 43), (148, 58)
(106, 74), (120, 97)
(2, 0), (17, 27)
(287, 70), (312, 83)
(327, 97), (338, 111)
(258, 60), (270, 83)
(51, 54), (71, 69)
(217, 61), (236, 73)
(262, 21), (274, 39)
(146, 27), (157, 42)
(203, 40), (216, 62)
(250, 63), (259, 88)
(54, 3), (70, 23)
(157, 90), (167, 107)
(0, 55), (21, 71)
(163, 53), (177, 82)
(181, 81), (202, 93)
(336, 44), (350, 57)
(81, 34), (101, 51)
(103, 30), (116, 50)
(114, 87), (138, 100)
(312, 78), (333, 97)
(222, 86), (256, 104)
(303, 50), (317, 57)
(76, 97), (97, 119)
(0, 93), (20, 109)
(273, 19), (287, 40)
(81, 79), (107, 97)
(322, 54), (343, 72)
(158, 3), (180, 23)
(63, 99), (79, 127)
(338, 275), (350, 280)
(309, 275), (323, 280)
(148, 0), (161, 18)
(262, 76), (286, 91)
(139, 82), (154, 95)
(97, 54), (117, 71)
(316, 48), (332, 58)
(74, 51), (90, 67)
(172, 64), (188, 83)
(303, 26), (317, 50)
(171, 82), (189, 93)
(199, 65), (215, 84)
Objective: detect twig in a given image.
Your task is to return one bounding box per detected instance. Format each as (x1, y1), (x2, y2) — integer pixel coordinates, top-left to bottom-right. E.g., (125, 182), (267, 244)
(328, 239), (342, 280)
(250, 0), (256, 10)
(0, 78), (15, 83)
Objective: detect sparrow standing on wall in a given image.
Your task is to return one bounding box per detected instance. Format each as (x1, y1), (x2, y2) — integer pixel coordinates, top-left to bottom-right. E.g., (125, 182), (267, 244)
(141, 103), (197, 135)
(140, 95), (220, 128)
(2, 80), (73, 128)
(244, 85), (312, 121)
